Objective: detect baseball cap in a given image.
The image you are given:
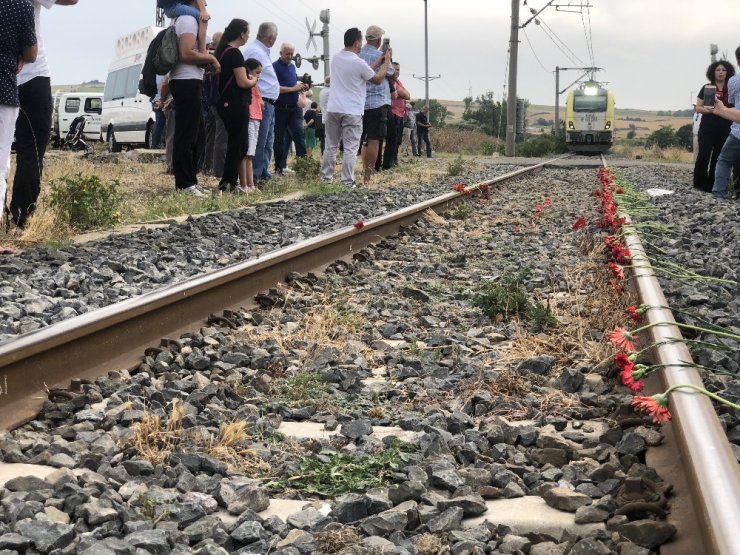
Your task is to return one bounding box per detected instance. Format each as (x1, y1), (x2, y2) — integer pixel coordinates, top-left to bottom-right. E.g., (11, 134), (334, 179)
(365, 25), (385, 40)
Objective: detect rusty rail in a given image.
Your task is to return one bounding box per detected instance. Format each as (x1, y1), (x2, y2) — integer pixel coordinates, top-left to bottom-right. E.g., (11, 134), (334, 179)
(608, 156), (740, 554)
(0, 156), (567, 430)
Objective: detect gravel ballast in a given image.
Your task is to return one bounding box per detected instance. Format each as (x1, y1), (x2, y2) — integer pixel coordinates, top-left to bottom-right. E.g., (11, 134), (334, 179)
(1, 159), (733, 553)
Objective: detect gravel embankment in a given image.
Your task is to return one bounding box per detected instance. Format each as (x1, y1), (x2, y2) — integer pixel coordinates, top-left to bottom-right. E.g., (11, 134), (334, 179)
(0, 163), (711, 554)
(0, 165), (521, 344)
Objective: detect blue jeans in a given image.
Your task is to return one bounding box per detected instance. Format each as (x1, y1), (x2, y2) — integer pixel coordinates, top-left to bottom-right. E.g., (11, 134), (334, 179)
(253, 102), (275, 182)
(152, 106), (166, 149)
(273, 103), (307, 171)
(164, 4), (200, 19)
(712, 133), (740, 199)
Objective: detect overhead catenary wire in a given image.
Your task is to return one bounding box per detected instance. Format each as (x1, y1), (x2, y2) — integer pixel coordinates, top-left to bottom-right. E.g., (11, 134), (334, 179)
(581, 4), (596, 67)
(536, 15), (588, 67)
(251, 0), (309, 36)
(521, 26), (551, 74)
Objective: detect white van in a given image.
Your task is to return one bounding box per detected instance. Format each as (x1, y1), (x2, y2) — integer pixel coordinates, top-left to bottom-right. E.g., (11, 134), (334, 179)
(52, 92), (103, 144)
(101, 26), (163, 151)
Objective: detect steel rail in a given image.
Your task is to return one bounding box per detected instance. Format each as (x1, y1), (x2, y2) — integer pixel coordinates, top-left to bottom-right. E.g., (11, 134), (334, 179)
(0, 156), (567, 430)
(605, 157), (740, 554)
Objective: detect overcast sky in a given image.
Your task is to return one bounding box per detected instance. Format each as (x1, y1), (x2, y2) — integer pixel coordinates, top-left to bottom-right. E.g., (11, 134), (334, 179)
(39, 0), (738, 111)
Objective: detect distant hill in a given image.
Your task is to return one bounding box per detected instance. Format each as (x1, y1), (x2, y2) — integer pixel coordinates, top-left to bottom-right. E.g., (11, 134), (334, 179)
(52, 81), (105, 94)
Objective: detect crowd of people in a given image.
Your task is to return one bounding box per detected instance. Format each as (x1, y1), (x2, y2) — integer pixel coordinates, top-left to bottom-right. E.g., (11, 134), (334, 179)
(153, 5), (436, 193)
(0, 0), (441, 237)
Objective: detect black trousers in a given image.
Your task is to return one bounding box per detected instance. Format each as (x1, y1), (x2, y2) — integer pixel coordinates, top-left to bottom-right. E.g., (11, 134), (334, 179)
(217, 105), (248, 189)
(417, 128), (432, 157)
(383, 112), (401, 169)
(10, 76), (52, 227)
(693, 124), (740, 192)
(169, 79), (203, 189)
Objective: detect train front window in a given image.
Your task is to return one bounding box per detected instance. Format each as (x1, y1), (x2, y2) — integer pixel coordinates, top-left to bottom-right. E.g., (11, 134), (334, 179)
(574, 96), (607, 112)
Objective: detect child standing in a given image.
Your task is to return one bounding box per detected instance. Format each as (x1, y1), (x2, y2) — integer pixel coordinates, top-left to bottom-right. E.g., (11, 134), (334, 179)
(158, 0), (210, 53)
(239, 58), (263, 193)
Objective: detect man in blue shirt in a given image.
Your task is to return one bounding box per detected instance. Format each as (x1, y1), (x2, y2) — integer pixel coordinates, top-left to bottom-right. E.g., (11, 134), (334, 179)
(712, 46), (740, 199)
(0, 0), (37, 231)
(272, 42), (308, 175)
(358, 25), (393, 186)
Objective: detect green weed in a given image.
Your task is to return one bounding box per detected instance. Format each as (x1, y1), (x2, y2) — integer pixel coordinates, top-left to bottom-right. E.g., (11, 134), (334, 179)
(49, 173), (122, 230)
(446, 155), (465, 177)
(291, 156), (322, 179)
(269, 439), (415, 496)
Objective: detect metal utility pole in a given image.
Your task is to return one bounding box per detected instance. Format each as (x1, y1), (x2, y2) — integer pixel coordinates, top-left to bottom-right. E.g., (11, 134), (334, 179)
(320, 9), (330, 79)
(156, 7), (164, 27)
(554, 66), (601, 136)
(413, 0), (440, 107)
(505, 0), (520, 156)
(424, 0), (429, 106)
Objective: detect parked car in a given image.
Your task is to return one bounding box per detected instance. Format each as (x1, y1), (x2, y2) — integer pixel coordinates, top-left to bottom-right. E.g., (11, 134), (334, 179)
(101, 26), (163, 151)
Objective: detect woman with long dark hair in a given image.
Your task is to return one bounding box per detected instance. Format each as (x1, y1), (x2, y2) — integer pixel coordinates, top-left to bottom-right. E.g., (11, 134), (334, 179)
(694, 60), (736, 192)
(213, 19), (257, 192)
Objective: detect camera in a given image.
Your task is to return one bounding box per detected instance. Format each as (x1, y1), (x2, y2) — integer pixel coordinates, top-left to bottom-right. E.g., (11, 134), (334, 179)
(298, 73), (313, 88)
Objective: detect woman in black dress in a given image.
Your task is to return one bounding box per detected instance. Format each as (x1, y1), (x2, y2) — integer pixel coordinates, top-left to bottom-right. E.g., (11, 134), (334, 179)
(694, 60), (736, 192)
(213, 19), (257, 192)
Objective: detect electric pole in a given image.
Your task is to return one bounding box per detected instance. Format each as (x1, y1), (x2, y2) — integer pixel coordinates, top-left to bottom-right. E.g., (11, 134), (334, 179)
(156, 7), (164, 27)
(505, 0), (520, 156)
(413, 0), (440, 107)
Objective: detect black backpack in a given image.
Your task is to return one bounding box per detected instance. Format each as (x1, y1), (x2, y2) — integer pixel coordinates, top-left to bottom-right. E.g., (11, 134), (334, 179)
(138, 26), (179, 99)
(139, 28), (167, 98)
(156, 0), (177, 8)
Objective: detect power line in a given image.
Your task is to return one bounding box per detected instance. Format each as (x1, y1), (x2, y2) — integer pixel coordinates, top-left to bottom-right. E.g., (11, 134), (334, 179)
(251, 0), (308, 36)
(537, 16), (588, 66)
(521, 26), (551, 74)
(580, 7), (595, 67)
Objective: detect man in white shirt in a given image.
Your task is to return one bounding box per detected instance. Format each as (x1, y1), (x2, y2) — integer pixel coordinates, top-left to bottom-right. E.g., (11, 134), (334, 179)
(243, 22), (279, 184)
(10, 0), (77, 230)
(321, 28), (390, 187)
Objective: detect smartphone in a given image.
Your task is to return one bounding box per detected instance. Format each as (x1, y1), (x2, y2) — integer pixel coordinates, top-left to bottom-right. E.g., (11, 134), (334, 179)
(704, 85), (717, 107)
(381, 38), (390, 54)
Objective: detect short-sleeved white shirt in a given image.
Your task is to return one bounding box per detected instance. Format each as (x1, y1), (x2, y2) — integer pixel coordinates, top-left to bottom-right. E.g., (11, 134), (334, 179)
(242, 39), (279, 101)
(170, 16), (204, 81)
(326, 50), (375, 116)
(18, 0), (55, 86)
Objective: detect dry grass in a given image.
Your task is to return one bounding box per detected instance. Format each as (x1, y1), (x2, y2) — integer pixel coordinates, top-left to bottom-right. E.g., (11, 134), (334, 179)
(129, 399), (270, 474)
(414, 533), (449, 555)
(612, 144), (693, 164)
(433, 127), (499, 155)
(235, 284), (369, 364)
(314, 525), (362, 554)
(422, 208), (448, 227)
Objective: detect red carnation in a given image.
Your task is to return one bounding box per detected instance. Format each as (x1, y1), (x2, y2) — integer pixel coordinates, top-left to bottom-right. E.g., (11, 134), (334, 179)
(572, 216), (587, 230)
(354, 220), (365, 230)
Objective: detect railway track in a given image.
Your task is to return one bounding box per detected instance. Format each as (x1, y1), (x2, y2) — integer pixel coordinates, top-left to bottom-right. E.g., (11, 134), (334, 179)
(0, 155), (737, 553)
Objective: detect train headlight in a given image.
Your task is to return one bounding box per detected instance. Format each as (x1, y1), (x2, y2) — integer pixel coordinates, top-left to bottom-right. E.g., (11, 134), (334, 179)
(605, 121), (612, 130)
(584, 85), (599, 96)
(568, 121), (575, 130)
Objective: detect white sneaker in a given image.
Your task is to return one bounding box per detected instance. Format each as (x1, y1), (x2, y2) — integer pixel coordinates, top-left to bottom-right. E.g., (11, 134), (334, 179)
(282, 167), (295, 174)
(183, 185), (205, 197)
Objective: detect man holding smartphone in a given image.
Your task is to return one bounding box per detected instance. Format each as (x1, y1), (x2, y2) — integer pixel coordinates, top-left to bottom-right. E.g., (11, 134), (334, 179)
(712, 46), (740, 199)
(359, 25), (394, 186)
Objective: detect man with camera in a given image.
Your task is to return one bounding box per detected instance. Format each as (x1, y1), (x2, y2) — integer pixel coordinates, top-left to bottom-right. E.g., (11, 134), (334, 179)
(272, 42), (309, 175)
(359, 25), (394, 185)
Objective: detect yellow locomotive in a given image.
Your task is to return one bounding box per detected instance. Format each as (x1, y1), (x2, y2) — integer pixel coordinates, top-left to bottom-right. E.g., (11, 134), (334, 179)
(565, 82), (614, 153)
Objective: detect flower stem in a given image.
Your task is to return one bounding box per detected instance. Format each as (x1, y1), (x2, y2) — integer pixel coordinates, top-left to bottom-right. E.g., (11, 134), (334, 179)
(665, 384), (740, 411)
